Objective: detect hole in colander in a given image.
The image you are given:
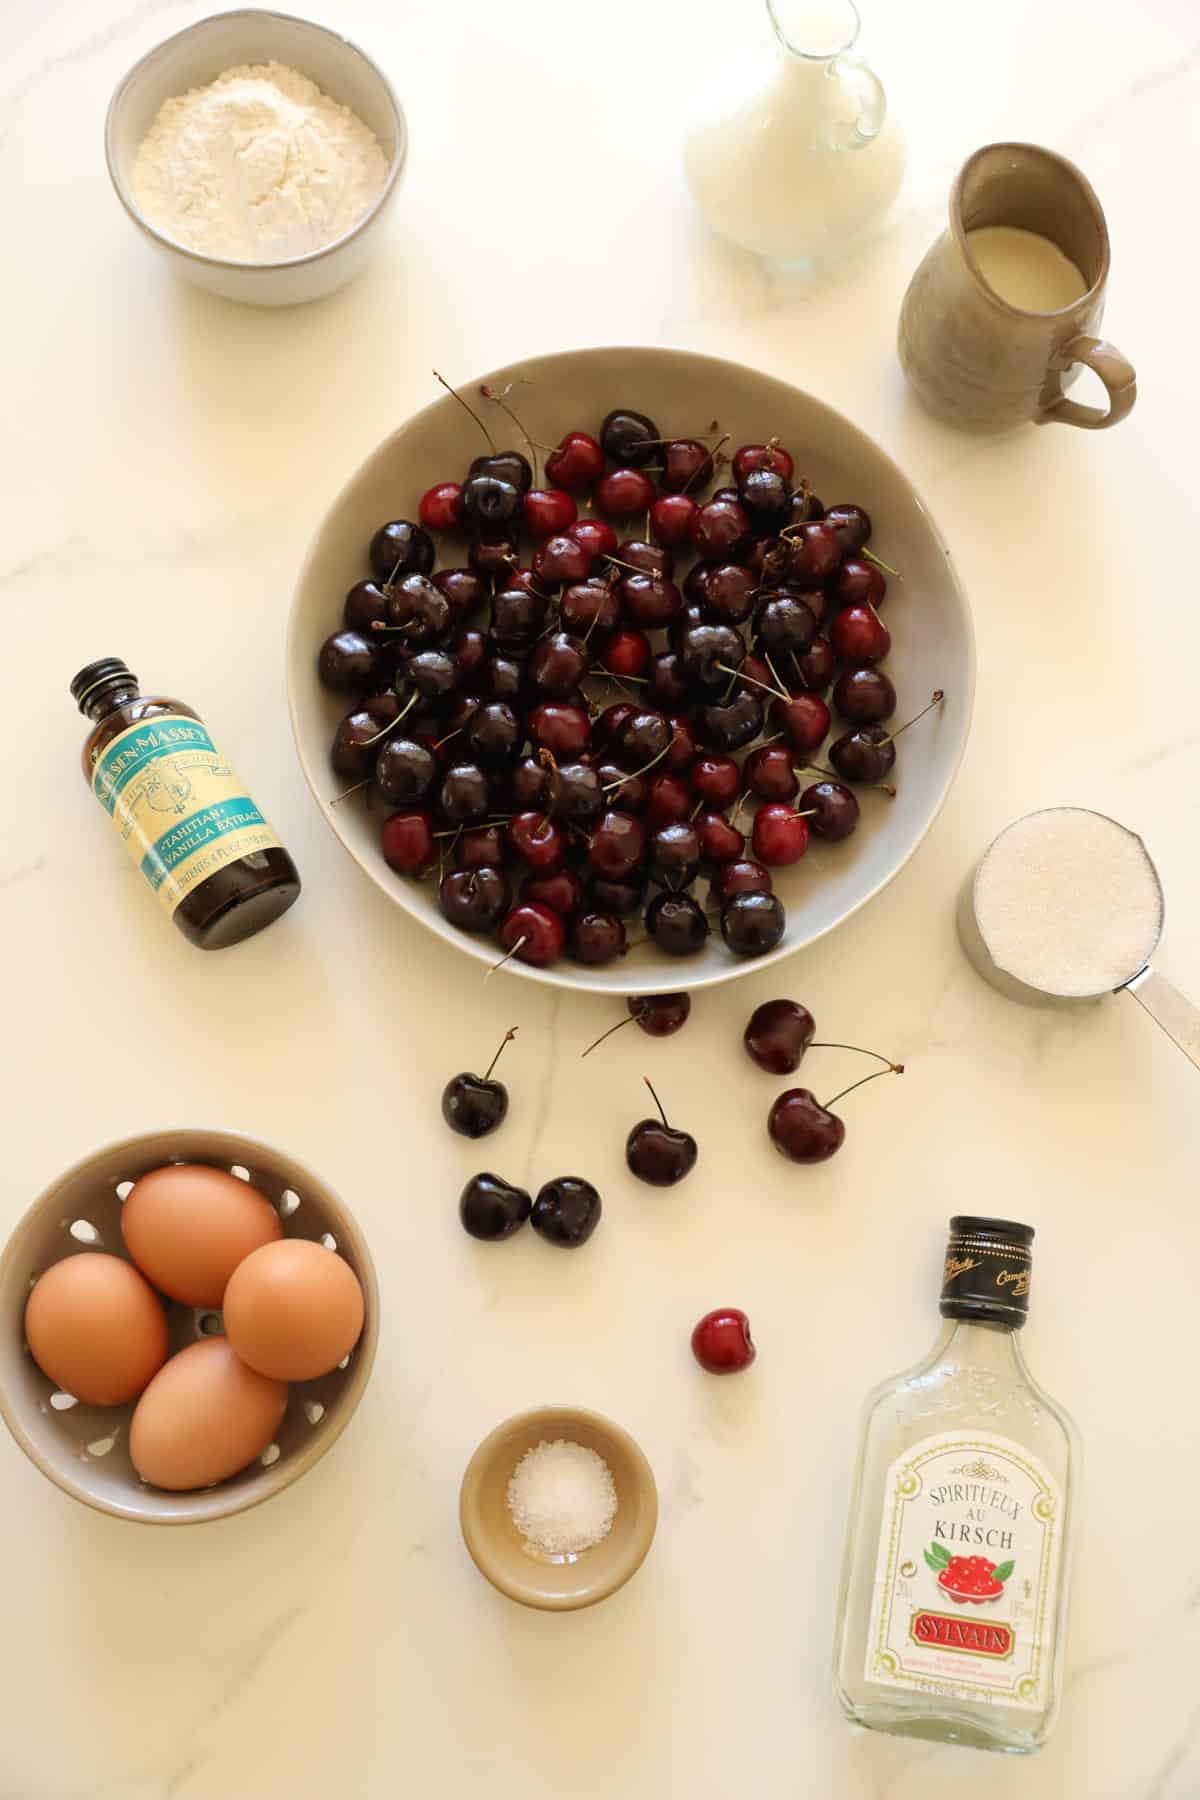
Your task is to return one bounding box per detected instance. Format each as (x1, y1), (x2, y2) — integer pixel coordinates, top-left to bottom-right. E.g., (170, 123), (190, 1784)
(50, 1392), (78, 1411)
(69, 1220), (101, 1245)
(260, 1443), (281, 1467)
(196, 1311), (224, 1337)
(320, 1233), (337, 1251)
(280, 1190), (301, 1218)
(115, 1181), (134, 1201)
(303, 1401), (325, 1426)
(87, 1433), (118, 1457)
(230, 1165), (250, 1182)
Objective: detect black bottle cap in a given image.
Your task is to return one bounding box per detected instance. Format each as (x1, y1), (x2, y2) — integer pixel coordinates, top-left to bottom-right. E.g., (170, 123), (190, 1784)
(70, 659), (136, 712)
(940, 1216), (1034, 1328)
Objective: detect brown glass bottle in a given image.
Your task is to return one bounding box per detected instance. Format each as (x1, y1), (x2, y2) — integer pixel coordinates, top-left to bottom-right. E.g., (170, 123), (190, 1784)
(71, 657), (301, 949)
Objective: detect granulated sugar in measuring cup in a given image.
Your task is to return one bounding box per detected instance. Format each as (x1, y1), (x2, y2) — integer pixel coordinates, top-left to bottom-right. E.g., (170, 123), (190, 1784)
(958, 807), (1200, 1069)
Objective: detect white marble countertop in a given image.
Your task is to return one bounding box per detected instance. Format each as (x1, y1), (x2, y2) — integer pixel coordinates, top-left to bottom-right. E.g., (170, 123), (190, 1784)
(3, 0), (1200, 1794)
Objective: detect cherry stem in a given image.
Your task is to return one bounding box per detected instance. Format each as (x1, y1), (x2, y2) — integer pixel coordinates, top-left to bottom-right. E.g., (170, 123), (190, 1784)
(485, 937), (526, 980)
(592, 666), (648, 683)
(643, 1076), (669, 1129)
(604, 738), (672, 792)
(432, 369), (495, 451)
(788, 648), (810, 691)
(763, 650), (790, 696)
(810, 1042), (897, 1067)
(581, 1013), (634, 1058)
(483, 1027), (518, 1081)
(605, 553), (659, 577)
(862, 546), (900, 578)
(329, 778), (370, 807)
(716, 662), (788, 702)
(823, 1063), (904, 1110)
(884, 690), (945, 744)
(362, 690), (420, 747)
(480, 381), (538, 482)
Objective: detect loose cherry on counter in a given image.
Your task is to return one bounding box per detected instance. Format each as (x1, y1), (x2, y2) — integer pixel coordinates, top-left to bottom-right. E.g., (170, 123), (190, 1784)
(581, 991), (692, 1057)
(691, 1307), (756, 1375)
(626, 1079), (698, 1186)
(769, 1062), (903, 1163)
(743, 1000), (816, 1073)
(442, 1027), (517, 1138)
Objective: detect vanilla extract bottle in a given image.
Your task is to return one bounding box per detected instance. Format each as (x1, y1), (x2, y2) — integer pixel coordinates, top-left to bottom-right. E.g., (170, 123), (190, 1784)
(833, 1218), (1077, 1753)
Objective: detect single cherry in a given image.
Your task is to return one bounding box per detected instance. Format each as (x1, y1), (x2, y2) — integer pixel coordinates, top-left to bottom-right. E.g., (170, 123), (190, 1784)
(369, 519), (435, 582)
(771, 692), (831, 755)
(528, 702), (591, 758)
(689, 496), (750, 559)
(318, 629), (379, 692)
(691, 1308), (756, 1375)
(531, 1176), (602, 1247)
(743, 1000), (815, 1073)
(380, 810), (435, 875)
(721, 891), (786, 956)
(733, 441), (795, 483)
(602, 626), (653, 680)
(521, 868), (583, 916)
(495, 902), (565, 968)
(581, 993), (692, 1057)
(835, 557), (887, 610)
(567, 517), (619, 560)
(597, 467), (657, 517)
(568, 911), (627, 966)
(442, 1027), (518, 1139)
(439, 866), (511, 932)
(697, 809), (745, 864)
(524, 488), (577, 538)
(691, 754), (741, 808)
(509, 812), (566, 872)
(659, 438), (715, 493)
(459, 1172), (532, 1242)
(626, 1078), (698, 1186)
(745, 744), (799, 803)
(419, 481), (464, 532)
(768, 1063), (902, 1163)
(799, 780), (860, 841)
(824, 503), (872, 553)
(828, 691), (944, 785)
(697, 691), (763, 753)
(831, 604), (891, 664)
(456, 825), (507, 871)
(786, 521), (841, 583)
(545, 430), (605, 490)
(710, 859), (772, 904)
(600, 408), (660, 467)
(651, 492), (700, 547)
(646, 891), (710, 955)
(560, 579), (621, 636)
(832, 666), (897, 725)
(533, 534), (593, 589)
(752, 803), (810, 866)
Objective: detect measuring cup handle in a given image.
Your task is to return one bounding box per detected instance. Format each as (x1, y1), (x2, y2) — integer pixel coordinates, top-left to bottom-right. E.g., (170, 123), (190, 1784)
(1124, 967), (1200, 1072)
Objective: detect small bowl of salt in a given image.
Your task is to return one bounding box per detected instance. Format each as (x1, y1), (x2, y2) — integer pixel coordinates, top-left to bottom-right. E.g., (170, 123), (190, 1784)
(105, 10), (406, 306)
(460, 1406), (659, 1612)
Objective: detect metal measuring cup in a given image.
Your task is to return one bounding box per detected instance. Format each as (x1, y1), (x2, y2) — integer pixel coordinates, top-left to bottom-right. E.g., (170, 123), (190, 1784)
(958, 807), (1200, 1070)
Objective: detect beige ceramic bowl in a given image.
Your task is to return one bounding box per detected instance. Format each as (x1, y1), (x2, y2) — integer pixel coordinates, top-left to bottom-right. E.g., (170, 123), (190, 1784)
(288, 344), (975, 993)
(460, 1406), (658, 1611)
(0, 1129), (379, 1524)
(105, 10), (406, 306)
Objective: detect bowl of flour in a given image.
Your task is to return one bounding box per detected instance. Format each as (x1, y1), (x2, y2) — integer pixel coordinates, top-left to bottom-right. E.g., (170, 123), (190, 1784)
(105, 10), (406, 305)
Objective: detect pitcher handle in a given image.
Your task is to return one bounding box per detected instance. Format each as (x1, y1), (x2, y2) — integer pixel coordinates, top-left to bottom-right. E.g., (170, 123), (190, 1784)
(1038, 334), (1137, 430)
(830, 51), (886, 149)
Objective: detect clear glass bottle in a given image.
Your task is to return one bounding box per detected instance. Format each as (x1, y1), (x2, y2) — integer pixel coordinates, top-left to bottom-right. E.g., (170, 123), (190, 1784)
(833, 1217), (1077, 1754)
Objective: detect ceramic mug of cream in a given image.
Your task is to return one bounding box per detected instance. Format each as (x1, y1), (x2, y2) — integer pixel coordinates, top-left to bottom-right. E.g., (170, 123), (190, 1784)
(898, 142), (1136, 431)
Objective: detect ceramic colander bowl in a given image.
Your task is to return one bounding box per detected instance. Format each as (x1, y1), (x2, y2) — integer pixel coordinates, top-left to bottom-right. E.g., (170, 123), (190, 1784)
(0, 1129), (379, 1524)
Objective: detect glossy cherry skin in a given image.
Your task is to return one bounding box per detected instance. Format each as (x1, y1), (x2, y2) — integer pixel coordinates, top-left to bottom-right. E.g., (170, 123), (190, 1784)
(739, 466), (791, 530)
(602, 627), (653, 680)
(529, 630), (589, 698)
(616, 538), (673, 578)
(619, 574), (683, 631)
(369, 519), (435, 582)
(469, 534), (519, 585)
(733, 442), (795, 484)
(547, 760), (602, 822)
(597, 468), (657, 517)
(407, 648), (461, 701)
(710, 859), (773, 904)
(498, 902), (565, 966)
(459, 1172), (532, 1241)
(690, 754), (741, 808)
(831, 604), (891, 664)
(590, 874), (648, 916)
(521, 868), (583, 916)
(567, 517), (619, 560)
(786, 521), (841, 583)
(832, 666), (897, 725)
(689, 496), (750, 559)
(754, 591), (817, 654)
(508, 756), (551, 812)
(533, 534), (593, 589)
(651, 492), (700, 547)
(439, 866), (511, 931)
(799, 780), (860, 841)
(524, 489), (577, 539)
(465, 701), (523, 768)
(744, 999), (816, 1073)
(568, 911), (627, 965)
(385, 573), (453, 645)
(678, 623), (745, 694)
(626, 1116), (697, 1186)
(721, 891), (786, 956)
(697, 810), (745, 864)
(343, 580), (390, 633)
(531, 1175), (602, 1247)
(643, 772), (692, 826)
(752, 804), (810, 866)
(560, 579), (621, 636)
(791, 635), (836, 695)
(835, 558), (887, 609)
(691, 1308), (756, 1374)
(528, 702), (591, 759)
(630, 993), (691, 1035)
(469, 450), (533, 493)
(545, 431), (605, 490)
(509, 812), (565, 873)
(614, 708), (672, 769)
(592, 702), (638, 753)
(600, 408), (660, 466)
(651, 821), (702, 884)
(646, 891), (710, 955)
(442, 1069), (509, 1138)
(770, 692), (831, 755)
(824, 503), (872, 553)
(768, 1089), (845, 1162)
(664, 714), (699, 771)
(462, 473), (522, 531)
(448, 624), (489, 684)
(490, 585), (548, 649)
(588, 810), (646, 880)
(419, 481), (464, 531)
(482, 652), (523, 702)
(700, 562), (757, 624)
(787, 487), (825, 525)
(330, 694), (400, 778)
(318, 629), (379, 691)
(456, 825), (507, 871)
(380, 810), (435, 875)
(745, 744), (800, 802)
(660, 438), (714, 493)
(829, 726), (895, 784)
(596, 761), (646, 813)
(697, 692), (763, 753)
(648, 652), (690, 711)
(376, 737), (437, 807)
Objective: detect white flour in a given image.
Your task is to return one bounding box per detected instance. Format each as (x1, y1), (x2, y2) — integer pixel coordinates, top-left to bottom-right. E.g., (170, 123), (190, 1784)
(131, 61), (388, 263)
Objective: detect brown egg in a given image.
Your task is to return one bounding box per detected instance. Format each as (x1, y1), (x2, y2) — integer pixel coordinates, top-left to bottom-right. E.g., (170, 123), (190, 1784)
(121, 1164), (283, 1307)
(130, 1337), (288, 1490)
(25, 1253), (168, 1406)
(223, 1239), (365, 1382)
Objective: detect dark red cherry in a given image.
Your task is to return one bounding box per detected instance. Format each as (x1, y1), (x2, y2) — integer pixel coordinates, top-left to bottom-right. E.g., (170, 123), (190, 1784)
(620, 573), (683, 629)
(448, 624), (489, 686)
(646, 891), (710, 955)
(832, 666), (897, 724)
(799, 780), (860, 841)
(648, 651), (690, 711)
(545, 431), (605, 491)
(343, 580), (390, 633)
(689, 496), (750, 559)
(664, 714), (699, 771)
(678, 623), (745, 694)
(754, 591), (817, 654)
(490, 585), (548, 649)
(700, 562), (757, 625)
(533, 534), (593, 589)
(614, 708), (672, 769)
(697, 810), (745, 864)
(469, 450), (533, 493)
(375, 737), (436, 807)
(456, 825), (507, 871)
(482, 652), (523, 702)
(508, 755), (551, 811)
(458, 1172), (531, 1240)
(791, 635), (836, 695)
(739, 466), (792, 530)
(442, 1027), (517, 1140)
(596, 760), (646, 813)
(650, 821), (702, 883)
(651, 492), (700, 547)
(369, 519), (434, 583)
(829, 726), (895, 784)
(787, 487), (826, 525)
(524, 488), (577, 539)
(625, 1079), (697, 1185)
(643, 773), (692, 826)
(588, 810), (646, 879)
(528, 702), (590, 758)
(567, 517), (619, 560)
(732, 442), (795, 484)
(787, 521), (841, 583)
(721, 891), (786, 957)
(824, 503), (872, 553)
(439, 762), (493, 826)
(602, 627), (652, 679)
(509, 812), (565, 872)
(836, 558), (887, 609)
(768, 1089), (845, 1163)
(597, 468), (657, 517)
(616, 538), (674, 579)
(632, 993), (691, 1036)
(589, 874), (648, 916)
(567, 911), (627, 966)
(469, 534), (519, 584)
(770, 692), (831, 754)
(439, 866), (511, 931)
(592, 702), (638, 753)
(744, 999), (816, 1073)
(547, 760), (602, 822)
(497, 902), (565, 967)
(561, 579), (620, 636)
(419, 482), (464, 532)
(463, 700), (522, 768)
(521, 867), (583, 915)
(380, 810), (435, 874)
(330, 699), (398, 780)
(710, 859), (772, 904)
(745, 744), (799, 802)
(318, 629), (379, 692)
(690, 754), (741, 808)
(600, 408), (660, 467)
(529, 630), (589, 698)
(697, 691), (763, 753)
(462, 473), (522, 531)
(659, 438), (714, 493)
(831, 605), (891, 664)
(752, 804), (810, 866)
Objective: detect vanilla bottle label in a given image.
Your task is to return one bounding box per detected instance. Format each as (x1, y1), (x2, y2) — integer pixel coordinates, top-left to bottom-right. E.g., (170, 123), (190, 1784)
(864, 1430), (1063, 1711)
(91, 713), (282, 916)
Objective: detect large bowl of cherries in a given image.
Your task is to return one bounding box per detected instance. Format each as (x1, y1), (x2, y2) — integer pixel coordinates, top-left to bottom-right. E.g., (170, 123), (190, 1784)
(288, 347), (973, 992)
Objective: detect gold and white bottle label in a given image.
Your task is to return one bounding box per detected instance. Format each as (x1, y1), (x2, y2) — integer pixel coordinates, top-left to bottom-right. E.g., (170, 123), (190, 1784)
(864, 1430), (1063, 1711)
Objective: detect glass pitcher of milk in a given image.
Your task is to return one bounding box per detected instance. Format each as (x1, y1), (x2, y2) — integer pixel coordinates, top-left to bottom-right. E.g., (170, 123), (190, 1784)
(683, 0), (904, 267)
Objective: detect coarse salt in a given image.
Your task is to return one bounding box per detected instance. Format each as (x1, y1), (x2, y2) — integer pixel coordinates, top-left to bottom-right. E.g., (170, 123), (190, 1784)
(507, 1439), (618, 1556)
(974, 807), (1162, 997)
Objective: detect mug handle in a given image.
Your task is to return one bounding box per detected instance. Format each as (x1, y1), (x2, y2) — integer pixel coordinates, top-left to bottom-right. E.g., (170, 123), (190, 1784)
(829, 53), (887, 150)
(1038, 335), (1137, 430)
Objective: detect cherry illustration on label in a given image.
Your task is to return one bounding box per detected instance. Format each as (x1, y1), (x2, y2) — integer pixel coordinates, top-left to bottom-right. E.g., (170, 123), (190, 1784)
(923, 1542), (1014, 1605)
